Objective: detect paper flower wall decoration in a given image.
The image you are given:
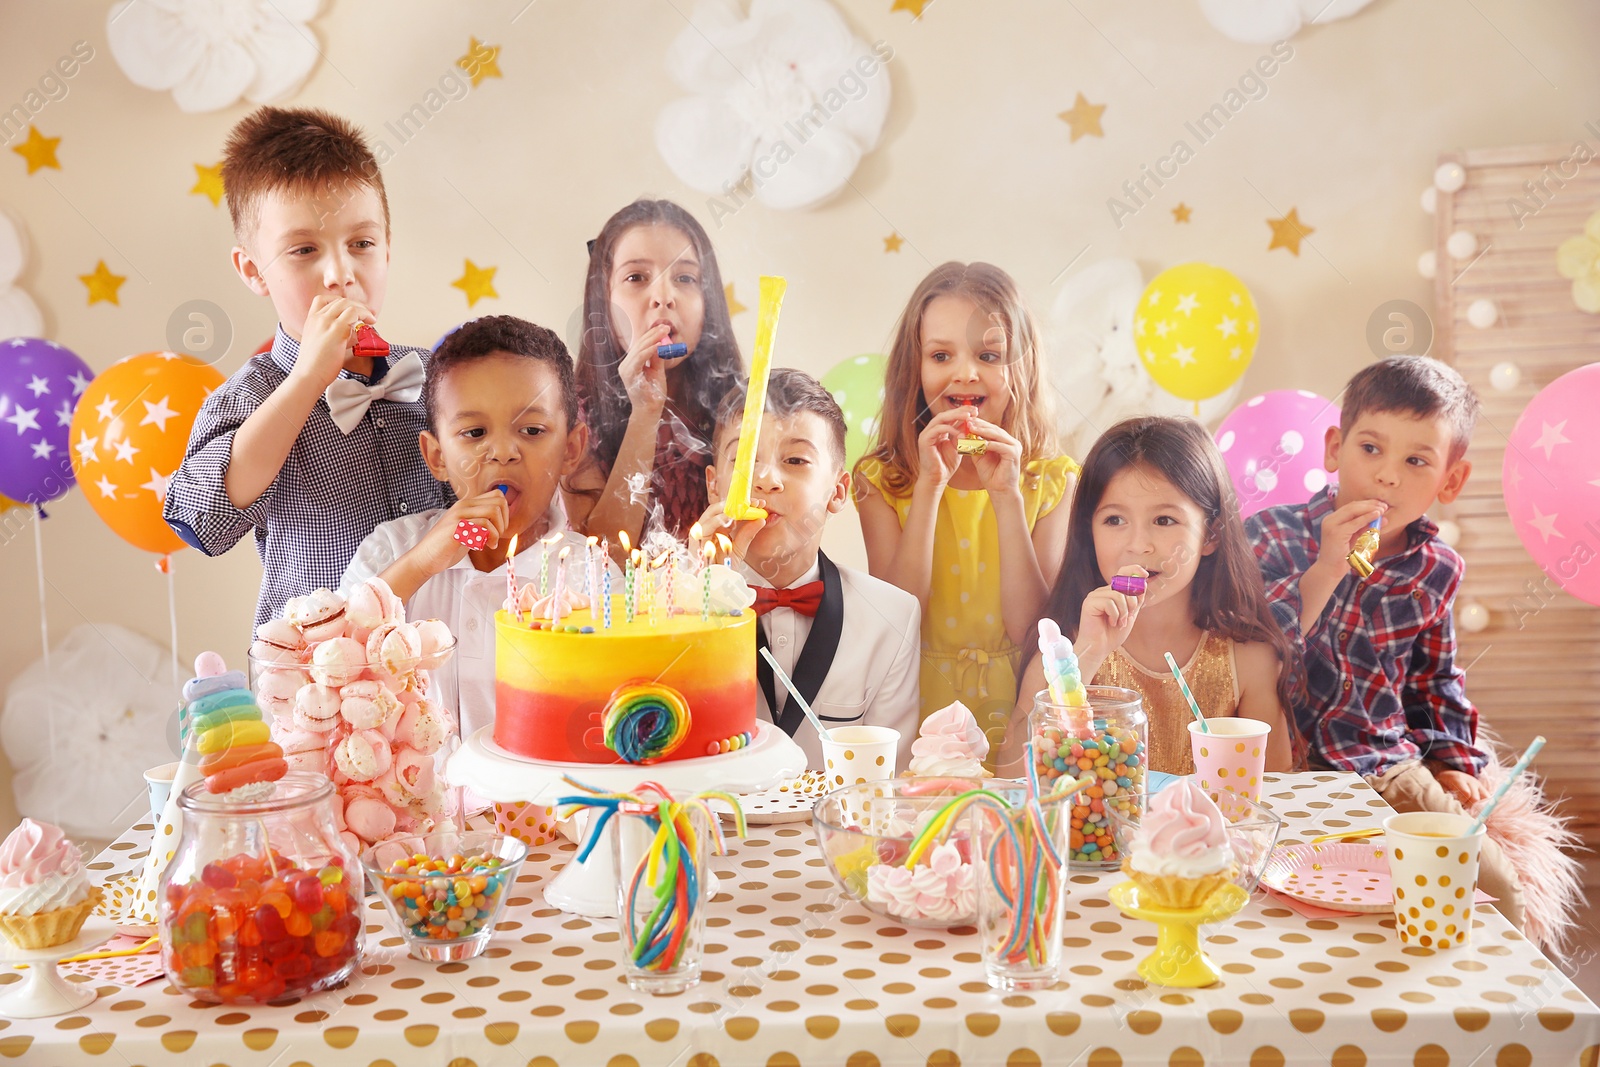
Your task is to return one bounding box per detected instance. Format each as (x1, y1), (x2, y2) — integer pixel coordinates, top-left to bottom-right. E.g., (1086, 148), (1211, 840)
(106, 0), (325, 113)
(1196, 0), (1377, 42)
(1046, 259), (1238, 460)
(655, 0), (891, 212)
(0, 209), (43, 339)
(1556, 210), (1600, 313)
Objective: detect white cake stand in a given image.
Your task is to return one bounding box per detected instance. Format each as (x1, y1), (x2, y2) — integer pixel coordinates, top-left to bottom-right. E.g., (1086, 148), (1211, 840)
(448, 722), (807, 917)
(0, 916), (117, 1018)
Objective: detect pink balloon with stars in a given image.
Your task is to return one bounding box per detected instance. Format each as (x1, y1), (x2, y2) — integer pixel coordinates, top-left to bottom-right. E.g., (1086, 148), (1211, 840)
(1214, 390), (1343, 518)
(1503, 362), (1600, 607)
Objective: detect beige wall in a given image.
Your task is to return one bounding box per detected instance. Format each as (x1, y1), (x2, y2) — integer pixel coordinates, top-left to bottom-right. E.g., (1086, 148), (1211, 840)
(1, 0), (1596, 831)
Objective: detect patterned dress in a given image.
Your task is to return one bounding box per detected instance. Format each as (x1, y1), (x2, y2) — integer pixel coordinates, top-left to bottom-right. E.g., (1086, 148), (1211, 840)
(1094, 632), (1241, 775)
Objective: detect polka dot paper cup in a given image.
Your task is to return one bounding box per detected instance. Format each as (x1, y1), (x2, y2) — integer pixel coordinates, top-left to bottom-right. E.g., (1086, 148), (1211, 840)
(1188, 718), (1271, 803)
(1383, 811), (1483, 950)
(820, 726), (899, 789)
(493, 801), (560, 848)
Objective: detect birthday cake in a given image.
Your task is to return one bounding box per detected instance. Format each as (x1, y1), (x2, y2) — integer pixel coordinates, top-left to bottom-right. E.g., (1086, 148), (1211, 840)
(493, 596), (758, 764)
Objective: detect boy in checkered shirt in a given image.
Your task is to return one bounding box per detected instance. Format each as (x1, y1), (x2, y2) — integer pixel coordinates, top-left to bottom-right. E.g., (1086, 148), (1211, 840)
(1244, 355), (1523, 928)
(165, 107), (448, 629)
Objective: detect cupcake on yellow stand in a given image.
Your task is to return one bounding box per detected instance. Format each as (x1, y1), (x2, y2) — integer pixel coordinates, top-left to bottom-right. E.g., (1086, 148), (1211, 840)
(1110, 777), (1246, 988)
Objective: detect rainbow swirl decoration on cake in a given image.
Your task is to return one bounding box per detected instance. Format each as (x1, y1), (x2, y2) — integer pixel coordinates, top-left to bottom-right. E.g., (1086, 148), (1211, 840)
(602, 682), (692, 764)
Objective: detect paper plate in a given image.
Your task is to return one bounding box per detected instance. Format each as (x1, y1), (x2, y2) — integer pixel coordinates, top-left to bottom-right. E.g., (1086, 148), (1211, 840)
(1259, 841), (1393, 913)
(728, 770), (831, 825)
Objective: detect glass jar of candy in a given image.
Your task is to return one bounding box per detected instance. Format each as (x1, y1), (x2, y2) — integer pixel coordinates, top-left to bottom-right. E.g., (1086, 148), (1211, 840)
(159, 772), (362, 1004)
(1027, 685), (1147, 870)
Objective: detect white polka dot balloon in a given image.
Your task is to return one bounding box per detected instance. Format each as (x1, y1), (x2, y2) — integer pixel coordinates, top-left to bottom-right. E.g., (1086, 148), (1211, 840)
(1215, 390), (1341, 519)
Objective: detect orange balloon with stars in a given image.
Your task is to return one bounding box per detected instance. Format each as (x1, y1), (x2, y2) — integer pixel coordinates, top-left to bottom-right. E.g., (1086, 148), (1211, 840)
(68, 352), (223, 556)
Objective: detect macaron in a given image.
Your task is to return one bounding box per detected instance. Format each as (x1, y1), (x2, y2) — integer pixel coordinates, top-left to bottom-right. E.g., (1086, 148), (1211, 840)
(182, 669), (250, 704)
(379, 746), (435, 804)
(333, 729), (392, 782)
(339, 679), (400, 730)
(310, 637), (366, 688)
(346, 577), (404, 642)
(344, 788), (397, 844)
(286, 588), (348, 643)
(293, 683), (344, 732)
(415, 619), (454, 669)
(250, 618), (307, 665)
(366, 622), (421, 678)
(394, 701), (449, 756)
(256, 668), (304, 722)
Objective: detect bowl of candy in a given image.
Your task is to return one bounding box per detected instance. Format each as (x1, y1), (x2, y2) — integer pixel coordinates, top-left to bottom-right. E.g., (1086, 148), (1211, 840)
(361, 831), (528, 961)
(812, 777), (990, 928)
(1109, 781), (1283, 892)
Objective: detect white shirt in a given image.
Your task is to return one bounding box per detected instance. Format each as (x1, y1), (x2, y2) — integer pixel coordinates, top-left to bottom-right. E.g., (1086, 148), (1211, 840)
(740, 557), (921, 771)
(339, 499), (610, 741)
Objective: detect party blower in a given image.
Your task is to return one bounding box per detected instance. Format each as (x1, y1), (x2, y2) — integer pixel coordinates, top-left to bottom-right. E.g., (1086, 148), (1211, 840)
(723, 276), (787, 522)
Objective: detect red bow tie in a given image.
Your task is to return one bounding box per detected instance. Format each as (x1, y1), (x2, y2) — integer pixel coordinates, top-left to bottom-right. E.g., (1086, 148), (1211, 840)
(752, 581), (824, 617)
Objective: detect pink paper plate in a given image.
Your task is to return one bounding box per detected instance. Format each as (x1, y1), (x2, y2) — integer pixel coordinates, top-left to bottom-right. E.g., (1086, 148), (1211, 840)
(1260, 841), (1394, 913)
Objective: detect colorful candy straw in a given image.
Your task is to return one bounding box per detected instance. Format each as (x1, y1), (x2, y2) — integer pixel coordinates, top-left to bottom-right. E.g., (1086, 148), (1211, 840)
(1467, 735), (1545, 834)
(758, 647), (830, 741)
(723, 275), (787, 521)
(1037, 619), (1090, 738)
(1164, 651), (1207, 733)
(555, 777), (745, 974)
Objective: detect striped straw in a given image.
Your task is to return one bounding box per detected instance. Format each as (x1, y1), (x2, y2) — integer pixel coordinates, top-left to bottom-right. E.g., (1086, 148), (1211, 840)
(1467, 735), (1545, 834)
(1164, 651), (1208, 733)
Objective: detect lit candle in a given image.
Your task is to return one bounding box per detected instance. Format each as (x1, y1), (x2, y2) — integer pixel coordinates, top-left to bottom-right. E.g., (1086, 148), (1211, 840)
(585, 534), (600, 606)
(539, 531), (563, 596)
(506, 533), (521, 623)
(701, 541), (715, 622)
(716, 533), (733, 564)
(551, 547), (571, 623)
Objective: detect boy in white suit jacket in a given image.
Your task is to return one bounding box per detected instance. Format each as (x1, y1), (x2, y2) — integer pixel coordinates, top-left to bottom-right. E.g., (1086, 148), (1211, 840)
(697, 370), (921, 771)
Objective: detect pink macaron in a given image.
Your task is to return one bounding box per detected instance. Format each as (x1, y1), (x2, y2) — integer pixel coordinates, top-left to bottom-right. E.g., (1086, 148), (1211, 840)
(310, 637), (366, 687)
(338, 679), (399, 730)
(366, 622), (422, 679)
(415, 619), (454, 669)
(256, 668), (304, 723)
(345, 577), (404, 643)
(292, 683), (343, 732)
(394, 701), (450, 756)
(333, 729), (393, 782)
(344, 787), (398, 844)
(286, 588), (348, 643)
(249, 618), (307, 665)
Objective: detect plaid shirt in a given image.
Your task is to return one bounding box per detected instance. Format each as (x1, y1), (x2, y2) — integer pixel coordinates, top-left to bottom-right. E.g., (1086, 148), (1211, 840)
(164, 325), (449, 631)
(1245, 486), (1487, 778)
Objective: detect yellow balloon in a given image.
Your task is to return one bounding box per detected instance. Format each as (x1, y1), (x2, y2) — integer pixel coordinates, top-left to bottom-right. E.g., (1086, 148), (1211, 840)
(1134, 263), (1259, 403)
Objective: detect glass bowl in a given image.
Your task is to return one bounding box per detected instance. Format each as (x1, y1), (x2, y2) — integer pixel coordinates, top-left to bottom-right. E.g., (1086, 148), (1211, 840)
(812, 776), (993, 929)
(360, 831), (527, 961)
(1109, 782), (1283, 893)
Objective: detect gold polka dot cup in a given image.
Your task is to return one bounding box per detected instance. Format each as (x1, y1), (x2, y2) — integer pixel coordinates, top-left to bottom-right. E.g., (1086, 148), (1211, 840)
(820, 726), (899, 789)
(1187, 717), (1271, 803)
(1383, 811), (1483, 950)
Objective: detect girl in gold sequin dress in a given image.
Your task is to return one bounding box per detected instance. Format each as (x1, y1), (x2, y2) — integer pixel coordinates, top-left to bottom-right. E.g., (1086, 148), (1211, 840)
(998, 417), (1300, 775)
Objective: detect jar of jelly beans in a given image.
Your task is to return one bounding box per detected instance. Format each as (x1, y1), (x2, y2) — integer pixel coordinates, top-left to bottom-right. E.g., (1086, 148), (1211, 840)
(1028, 685), (1147, 870)
(159, 772), (362, 1004)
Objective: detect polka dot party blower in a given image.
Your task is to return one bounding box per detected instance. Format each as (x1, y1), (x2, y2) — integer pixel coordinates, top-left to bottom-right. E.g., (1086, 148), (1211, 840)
(556, 777), (746, 993)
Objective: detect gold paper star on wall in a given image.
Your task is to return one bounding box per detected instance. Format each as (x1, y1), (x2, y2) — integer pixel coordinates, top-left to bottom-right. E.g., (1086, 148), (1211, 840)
(1267, 208), (1315, 256)
(190, 162), (225, 206)
(12, 126), (61, 174)
(891, 0), (931, 17)
(1057, 94), (1106, 142)
(724, 283), (747, 316)
(458, 38), (502, 86)
(80, 260), (126, 305)
(451, 259), (498, 306)
(1172, 203), (1192, 223)
(883, 233), (905, 253)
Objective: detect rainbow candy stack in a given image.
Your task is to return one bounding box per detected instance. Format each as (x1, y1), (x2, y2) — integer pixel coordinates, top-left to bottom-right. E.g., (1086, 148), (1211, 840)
(185, 654), (287, 798)
(1032, 621), (1147, 866)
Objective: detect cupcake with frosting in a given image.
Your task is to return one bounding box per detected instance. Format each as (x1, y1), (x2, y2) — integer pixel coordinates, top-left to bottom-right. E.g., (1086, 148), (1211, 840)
(1121, 778), (1233, 909)
(0, 819), (101, 949)
(906, 701), (993, 779)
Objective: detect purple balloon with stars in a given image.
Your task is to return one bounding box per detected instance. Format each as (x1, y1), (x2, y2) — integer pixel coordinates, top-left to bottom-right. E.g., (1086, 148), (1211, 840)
(0, 337), (95, 505)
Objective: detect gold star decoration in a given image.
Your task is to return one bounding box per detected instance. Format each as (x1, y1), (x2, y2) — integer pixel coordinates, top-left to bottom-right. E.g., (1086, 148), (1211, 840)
(1172, 203), (1192, 224)
(724, 283), (747, 316)
(451, 259), (498, 306)
(458, 37), (502, 87)
(190, 162), (225, 207)
(1267, 208), (1315, 256)
(883, 233), (905, 253)
(79, 260), (126, 306)
(1057, 93), (1106, 142)
(12, 126), (61, 174)
(891, 0), (931, 16)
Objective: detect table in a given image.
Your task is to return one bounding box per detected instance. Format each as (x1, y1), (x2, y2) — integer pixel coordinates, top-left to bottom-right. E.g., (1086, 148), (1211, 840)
(3, 773), (1596, 1066)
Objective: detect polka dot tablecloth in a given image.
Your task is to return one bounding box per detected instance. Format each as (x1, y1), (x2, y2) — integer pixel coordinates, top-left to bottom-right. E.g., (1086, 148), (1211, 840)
(4, 774), (1597, 1066)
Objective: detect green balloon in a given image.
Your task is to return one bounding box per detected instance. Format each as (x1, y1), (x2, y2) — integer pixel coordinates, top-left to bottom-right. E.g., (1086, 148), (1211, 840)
(821, 353), (888, 469)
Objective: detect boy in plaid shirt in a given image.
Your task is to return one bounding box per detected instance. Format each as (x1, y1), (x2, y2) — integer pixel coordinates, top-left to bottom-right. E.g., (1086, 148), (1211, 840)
(1245, 356), (1523, 929)
(165, 107), (448, 628)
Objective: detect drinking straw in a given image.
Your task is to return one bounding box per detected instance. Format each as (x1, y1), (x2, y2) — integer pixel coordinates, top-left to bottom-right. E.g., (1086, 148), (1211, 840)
(759, 647), (831, 741)
(1467, 735), (1545, 835)
(1164, 651), (1208, 733)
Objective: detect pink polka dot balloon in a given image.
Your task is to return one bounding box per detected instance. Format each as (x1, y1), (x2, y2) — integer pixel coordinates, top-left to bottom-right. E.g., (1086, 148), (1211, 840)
(1215, 390), (1342, 518)
(1502, 362), (1600, 607)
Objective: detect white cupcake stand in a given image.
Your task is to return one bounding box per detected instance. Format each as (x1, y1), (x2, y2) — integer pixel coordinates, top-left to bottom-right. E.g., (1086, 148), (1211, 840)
(0, 915), (117, 1018)
(448, 722), (806, 917)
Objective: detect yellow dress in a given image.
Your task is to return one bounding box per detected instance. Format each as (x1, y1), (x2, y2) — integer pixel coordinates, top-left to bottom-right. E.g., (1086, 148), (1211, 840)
(1094, 632), (1241, 775)
(857, 454), (1079, 751)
